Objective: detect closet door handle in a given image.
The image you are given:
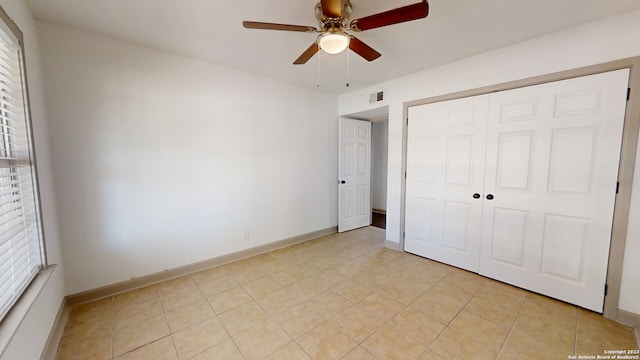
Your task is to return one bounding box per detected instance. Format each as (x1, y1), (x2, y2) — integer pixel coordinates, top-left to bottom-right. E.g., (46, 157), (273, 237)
(486, 194), (494, 200)
(472, 193), (481, 199)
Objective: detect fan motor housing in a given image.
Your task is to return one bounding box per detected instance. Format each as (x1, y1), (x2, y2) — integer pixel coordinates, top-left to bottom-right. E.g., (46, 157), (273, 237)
(315, 1), (352, 24)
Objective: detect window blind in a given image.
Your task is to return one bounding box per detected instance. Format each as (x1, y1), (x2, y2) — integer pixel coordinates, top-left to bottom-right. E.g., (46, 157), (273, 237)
(0, 15), (44, 322)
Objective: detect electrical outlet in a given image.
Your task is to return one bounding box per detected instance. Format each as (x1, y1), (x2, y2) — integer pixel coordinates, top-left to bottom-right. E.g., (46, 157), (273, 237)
(242, 229), (250, 239)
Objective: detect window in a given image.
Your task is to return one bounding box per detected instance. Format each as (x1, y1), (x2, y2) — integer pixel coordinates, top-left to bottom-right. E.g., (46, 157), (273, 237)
(0, 7), (45, 322)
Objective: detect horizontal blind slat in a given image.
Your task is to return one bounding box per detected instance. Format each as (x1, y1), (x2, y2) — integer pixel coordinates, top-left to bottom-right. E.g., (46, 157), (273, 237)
(0, 222), (27, 245)
(0, 220), (30, 243)
(0, 225), (36, 251)
(0, 272), (12, 293)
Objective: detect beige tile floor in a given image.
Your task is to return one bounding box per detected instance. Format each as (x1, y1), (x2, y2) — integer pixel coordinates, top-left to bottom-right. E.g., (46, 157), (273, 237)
(56, 227), (639, 360)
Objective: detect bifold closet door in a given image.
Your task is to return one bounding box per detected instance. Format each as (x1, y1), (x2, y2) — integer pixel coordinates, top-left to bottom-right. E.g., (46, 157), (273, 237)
(405, 95), (489, 272)
(405, 69), (629, 312)
(479, 69), (629, 312)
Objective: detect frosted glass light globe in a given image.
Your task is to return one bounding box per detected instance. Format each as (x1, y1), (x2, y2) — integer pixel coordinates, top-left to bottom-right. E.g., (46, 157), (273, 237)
(319, 32), (350, 54)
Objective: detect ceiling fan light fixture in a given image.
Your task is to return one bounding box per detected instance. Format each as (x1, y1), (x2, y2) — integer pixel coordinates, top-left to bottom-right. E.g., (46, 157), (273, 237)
(319, 31), (350, 54)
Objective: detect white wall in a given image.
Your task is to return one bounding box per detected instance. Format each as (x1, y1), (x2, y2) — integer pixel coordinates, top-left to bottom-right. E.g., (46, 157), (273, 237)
(371, 121), (388, 211)
(0, 1), (64, 359)
(37, 21), (339, 294)
(339, 10), (640, 315)
(619, 139), (640, 315)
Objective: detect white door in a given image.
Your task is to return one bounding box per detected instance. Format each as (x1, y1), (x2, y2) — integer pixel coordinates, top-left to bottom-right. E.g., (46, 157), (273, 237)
(404, 95), (489, 272)
(479, 69), (629, 312)
(339, 118), (371, 232)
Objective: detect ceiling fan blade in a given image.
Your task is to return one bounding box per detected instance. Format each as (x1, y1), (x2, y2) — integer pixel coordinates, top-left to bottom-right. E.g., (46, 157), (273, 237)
(350, 0), (429, 31)
(320, 0), (342, 18)
(243, 21), (316, 32)
(349, 36), (381, 61)
(293, 42), (320, 64)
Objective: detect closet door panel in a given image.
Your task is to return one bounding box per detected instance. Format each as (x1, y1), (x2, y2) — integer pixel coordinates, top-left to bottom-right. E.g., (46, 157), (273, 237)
(495, 131), (534, 191)
(405, 95), (488, 272)
(479, 92), (546, 285)
(489, 207), (528, 268)
(479, 69), (629, 312)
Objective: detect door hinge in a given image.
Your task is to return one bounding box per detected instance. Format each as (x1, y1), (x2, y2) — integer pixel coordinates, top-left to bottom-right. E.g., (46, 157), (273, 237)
(406, 117), (409, 126)
(604, 283), (608, 296)
(405, 171), (407, 179)
(628, 88), (631, 101)
(616, 182), (620, 194)
(403, 232), (406, 239)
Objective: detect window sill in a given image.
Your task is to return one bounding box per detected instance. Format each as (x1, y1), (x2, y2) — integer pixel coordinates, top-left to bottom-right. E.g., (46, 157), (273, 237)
(0, 265), (56, 357)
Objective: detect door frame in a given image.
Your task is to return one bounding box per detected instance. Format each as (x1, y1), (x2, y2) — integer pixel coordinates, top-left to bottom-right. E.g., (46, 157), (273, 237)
(399, 56), (640, 320)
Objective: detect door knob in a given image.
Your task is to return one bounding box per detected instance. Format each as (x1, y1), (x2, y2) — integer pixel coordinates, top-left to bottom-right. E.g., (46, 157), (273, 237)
(486, 194), (494, 200)
(339, 180), (346, 184)
(473, 193), (481, 199)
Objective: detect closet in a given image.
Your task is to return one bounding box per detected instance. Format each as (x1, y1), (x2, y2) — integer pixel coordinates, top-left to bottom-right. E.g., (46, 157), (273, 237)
(404, 69), (630, 312)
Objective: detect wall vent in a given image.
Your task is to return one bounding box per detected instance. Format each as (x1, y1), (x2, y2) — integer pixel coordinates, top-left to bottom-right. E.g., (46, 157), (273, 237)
(369, 91), (384, 103)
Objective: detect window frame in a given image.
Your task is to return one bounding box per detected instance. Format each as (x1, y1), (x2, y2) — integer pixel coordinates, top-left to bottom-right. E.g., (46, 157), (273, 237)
(0, 4), (48, 323)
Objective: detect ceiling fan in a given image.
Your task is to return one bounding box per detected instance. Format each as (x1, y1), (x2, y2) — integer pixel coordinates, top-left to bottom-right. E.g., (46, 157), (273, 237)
(242, 0), (429, 65)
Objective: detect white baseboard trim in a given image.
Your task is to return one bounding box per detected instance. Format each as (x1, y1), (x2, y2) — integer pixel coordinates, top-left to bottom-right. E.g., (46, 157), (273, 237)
(66, 226), (337, 306)
(384, 240), (403, 252)
(617, 309), (640, 327)
(39, 299), (68, 360)
(617, 309), (640, 347)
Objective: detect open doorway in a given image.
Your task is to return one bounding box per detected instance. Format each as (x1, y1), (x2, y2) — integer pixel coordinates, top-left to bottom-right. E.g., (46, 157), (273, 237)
(341, 106), (389, 230)
(371, 120), (388, 229)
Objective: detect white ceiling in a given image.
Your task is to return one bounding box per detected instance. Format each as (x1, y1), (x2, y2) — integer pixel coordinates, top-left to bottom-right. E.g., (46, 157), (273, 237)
(25, 0), (640, 95)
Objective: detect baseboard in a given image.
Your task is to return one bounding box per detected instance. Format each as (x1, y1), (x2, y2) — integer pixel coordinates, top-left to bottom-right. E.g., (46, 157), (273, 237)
(66, 226), (337, 306)
(39, 299), (68, 360)
(617, 309), (640, 347)
(617, 309), (640, 327)
(372, 208), (386, 214)
(384, 239), (403, 252)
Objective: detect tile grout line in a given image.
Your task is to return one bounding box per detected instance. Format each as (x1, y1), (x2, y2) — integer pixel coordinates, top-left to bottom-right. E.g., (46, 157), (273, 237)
(265, 253), (336, 357)
(159, 297), (173, 359)
(294, 250), (389, 358)
(429, 276), (498, 359)
(118, 279), (210, 359)
(391, 266), (458, 359)
(573, 308), (581, 355)
(495, 291), (529, 359)
(190, 270), (246, 358)
(194, 271), (247, 360)
(217, 241), (348, 360)
(168, 335), (180, 360)
(109, 296), (115, 360)
(278, 233), (388, 358)
(388, 269), (453, 360)
(112, 289), (147, 359)
(277, 250), (362, 358)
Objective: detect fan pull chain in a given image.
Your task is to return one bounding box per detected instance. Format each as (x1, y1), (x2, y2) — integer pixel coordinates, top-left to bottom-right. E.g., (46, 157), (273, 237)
(346, 50), (350, 88)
